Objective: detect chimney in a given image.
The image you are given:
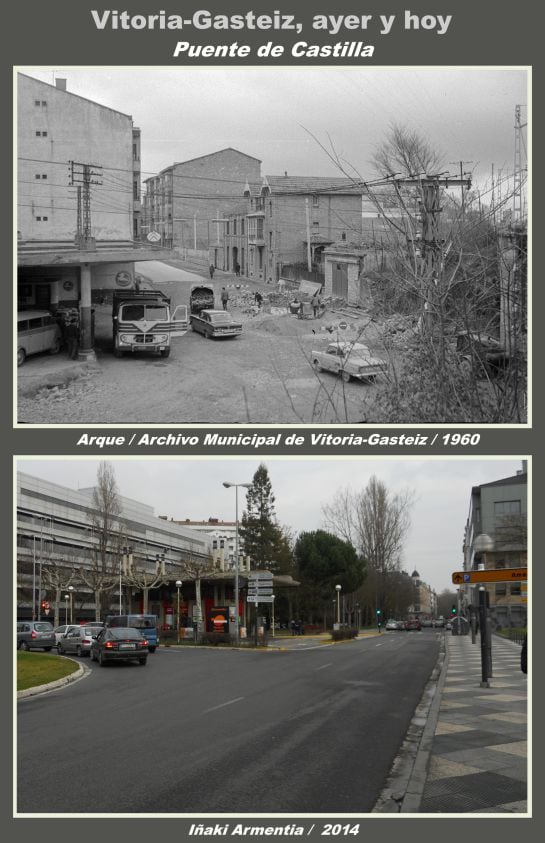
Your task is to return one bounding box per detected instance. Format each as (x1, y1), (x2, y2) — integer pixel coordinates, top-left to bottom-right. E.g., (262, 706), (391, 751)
(55, 78), (67, 92)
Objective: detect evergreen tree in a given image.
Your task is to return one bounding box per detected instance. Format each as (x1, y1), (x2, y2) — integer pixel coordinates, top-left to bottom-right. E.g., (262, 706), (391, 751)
(239, 464), (289, 572)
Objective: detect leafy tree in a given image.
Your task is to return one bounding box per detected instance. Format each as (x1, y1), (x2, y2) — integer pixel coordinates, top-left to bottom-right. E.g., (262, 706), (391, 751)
(294, 530), (365, 622)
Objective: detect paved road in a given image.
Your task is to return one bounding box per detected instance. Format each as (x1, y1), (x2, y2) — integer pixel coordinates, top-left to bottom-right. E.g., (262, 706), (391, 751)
(17, 631), (440, 814)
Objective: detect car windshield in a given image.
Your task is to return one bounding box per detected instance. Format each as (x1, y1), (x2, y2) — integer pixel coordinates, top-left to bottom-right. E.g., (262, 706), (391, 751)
(209, 312), (232, 323)
(35, 623), (53, 631)
(121, 305), (168, 321)
(110, 628), (142, 639)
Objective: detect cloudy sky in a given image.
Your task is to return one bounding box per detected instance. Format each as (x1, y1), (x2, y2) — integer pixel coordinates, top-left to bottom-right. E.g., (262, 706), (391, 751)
(20, 67), (528, 192)
(18, 457), (525, 594)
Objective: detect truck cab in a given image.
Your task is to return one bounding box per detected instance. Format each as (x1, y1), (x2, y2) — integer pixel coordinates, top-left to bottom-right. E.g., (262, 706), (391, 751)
(112, 290), (188, 358)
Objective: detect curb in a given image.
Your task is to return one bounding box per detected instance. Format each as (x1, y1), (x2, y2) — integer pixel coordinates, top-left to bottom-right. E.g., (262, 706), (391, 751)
(17, 661), (85, 699)
(372, 633), (447, 813)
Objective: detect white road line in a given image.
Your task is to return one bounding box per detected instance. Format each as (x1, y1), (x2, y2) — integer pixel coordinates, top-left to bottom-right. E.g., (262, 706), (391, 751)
(375, 642), (386, 647)
(314, 663), (333, 671)
(203, 696), (245, 714)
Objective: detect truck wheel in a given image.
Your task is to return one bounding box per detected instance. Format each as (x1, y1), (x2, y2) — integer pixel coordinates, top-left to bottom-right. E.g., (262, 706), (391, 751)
(17, 348), (26, 367)
(160, 348), (170, 358)
(312, 359), (322, 373)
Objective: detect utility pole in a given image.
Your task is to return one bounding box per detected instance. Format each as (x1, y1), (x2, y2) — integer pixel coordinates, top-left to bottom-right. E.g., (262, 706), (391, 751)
(513, 104), (527, 223)
(448, 161), (473, 220)
(305, 198), (312, 272)
(392, 174), (472, 333)
(69, 161), (103, 249)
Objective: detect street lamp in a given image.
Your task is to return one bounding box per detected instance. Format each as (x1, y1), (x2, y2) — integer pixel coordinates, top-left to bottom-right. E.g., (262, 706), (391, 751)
(64, 594), (69, 625)
(335, 584), (342, 627)
(176, 580), (183, 644)
(68, 585), (74, 624)
(223, 481), (252, 644)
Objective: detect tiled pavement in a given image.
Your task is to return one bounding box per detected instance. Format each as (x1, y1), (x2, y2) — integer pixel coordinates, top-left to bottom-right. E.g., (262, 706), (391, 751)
(417, 634), (528, 813)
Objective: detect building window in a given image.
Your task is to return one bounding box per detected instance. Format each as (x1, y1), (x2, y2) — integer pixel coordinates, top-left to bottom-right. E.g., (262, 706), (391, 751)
(495, 583), (507, 596)
(510, 583), (522, 596)
(269, 201), (273, 216)
(494, 500), (521, 516)
(226, 222), (229, 235)
(312, 195), (319, 207)
(233, 219), (237, 236)
(35, 131), (48, 137)
(35, 216), (48, 222)
(133, 181), (139, 201)
(269, 231), (273, 248)
(241, 218), (245, 235)
(34, 100), (47, 107)
(35, 174), (48, 180)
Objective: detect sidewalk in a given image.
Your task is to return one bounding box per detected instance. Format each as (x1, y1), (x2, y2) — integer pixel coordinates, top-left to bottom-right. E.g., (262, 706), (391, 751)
(410, 634), (528, 813)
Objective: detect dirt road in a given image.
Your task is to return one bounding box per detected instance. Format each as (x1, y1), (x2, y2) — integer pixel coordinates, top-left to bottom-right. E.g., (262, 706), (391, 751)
(18, 267), (385, 425)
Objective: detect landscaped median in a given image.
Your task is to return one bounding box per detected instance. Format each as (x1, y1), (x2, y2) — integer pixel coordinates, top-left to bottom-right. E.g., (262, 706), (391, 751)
(17, 651), (82, 697)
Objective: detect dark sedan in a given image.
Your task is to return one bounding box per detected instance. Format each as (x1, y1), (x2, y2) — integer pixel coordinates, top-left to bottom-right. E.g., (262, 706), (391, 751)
(90, 627), (149, 666)
(190, 309), (242, 339)
(405, 619), (422, 631)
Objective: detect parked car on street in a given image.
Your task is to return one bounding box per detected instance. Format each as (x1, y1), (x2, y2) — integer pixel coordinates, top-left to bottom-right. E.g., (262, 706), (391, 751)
(455, 330), (509, 377)
(311, 341), (387, 383)
(433, 618), (445, 628)
(90, 627), (149, 666)
(405, 619), (422, 631)
(57, 625), (97, 657)
(17, 310), (62, 367)
(190, 309), (243, 339)
(421, 619), (433, 627)
(17, 621), (56, 651)
(385, 619), (400, 631)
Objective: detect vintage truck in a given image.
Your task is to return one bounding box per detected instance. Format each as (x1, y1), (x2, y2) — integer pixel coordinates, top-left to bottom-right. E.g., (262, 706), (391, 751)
(112, 290), (188, 358)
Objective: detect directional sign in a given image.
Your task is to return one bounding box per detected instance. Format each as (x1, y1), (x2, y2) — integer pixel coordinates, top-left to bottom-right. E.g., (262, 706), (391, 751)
(247, 595), (274, 603)
(452, 567), (528, 585)
(249, 571), (274, 580)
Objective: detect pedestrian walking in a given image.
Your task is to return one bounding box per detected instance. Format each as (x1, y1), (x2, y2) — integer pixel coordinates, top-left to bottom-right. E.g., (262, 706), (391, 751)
(209, 264), (215, 280)
(221, 287), (229, 310)
(235, 262), (241, 277)
(311, 291), (321, 318)
(254, 291), (263, 308)
(65, 318), (79, 360)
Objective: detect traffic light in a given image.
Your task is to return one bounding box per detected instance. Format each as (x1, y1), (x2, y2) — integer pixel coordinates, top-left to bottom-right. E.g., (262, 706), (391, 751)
(40, 600), (47, 610)
(451, 604), (457, 615)
(376, 609), (381, 617)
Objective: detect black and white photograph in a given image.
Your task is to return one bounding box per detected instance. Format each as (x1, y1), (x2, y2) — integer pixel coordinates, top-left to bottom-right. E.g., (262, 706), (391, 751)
(15, 457), (528, 815)
(16, 67), (528, 426)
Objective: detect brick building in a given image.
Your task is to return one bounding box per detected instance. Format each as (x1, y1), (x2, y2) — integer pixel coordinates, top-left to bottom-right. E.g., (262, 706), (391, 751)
(142, 148), (262, 255)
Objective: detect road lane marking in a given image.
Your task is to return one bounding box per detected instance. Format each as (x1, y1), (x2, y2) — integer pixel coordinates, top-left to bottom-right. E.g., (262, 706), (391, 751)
(375, 642), (386, 647)
(203, 696), (245, 714)
(314, 663), (333, 671)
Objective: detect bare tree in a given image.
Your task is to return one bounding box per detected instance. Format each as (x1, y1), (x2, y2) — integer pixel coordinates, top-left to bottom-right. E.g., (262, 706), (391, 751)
(370, 122), (443, 179)
(322, 476), (414, 620)
(123, 551), (169, 615)
(77, 462), (122, 619)
(41, 559), (78, 627)
(175, 554), (218, 636)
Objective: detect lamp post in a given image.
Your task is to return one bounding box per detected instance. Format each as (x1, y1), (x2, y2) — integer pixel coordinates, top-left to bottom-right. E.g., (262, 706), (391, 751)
(222, 481), (252, 644)
(68, 585), (74, 624)
(335, 584), (342, 627)
(64, 594), (69, 625)
(176, 580), (183, 644)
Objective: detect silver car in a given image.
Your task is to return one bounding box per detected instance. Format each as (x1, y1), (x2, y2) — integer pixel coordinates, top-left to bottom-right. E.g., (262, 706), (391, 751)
(311, 341), (387, 383)
(57, 625), (97, 657)
(17, 621), (56, 651)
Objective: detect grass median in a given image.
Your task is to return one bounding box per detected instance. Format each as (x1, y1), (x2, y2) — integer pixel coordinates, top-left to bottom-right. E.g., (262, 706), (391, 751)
(17, 651), (79, 692)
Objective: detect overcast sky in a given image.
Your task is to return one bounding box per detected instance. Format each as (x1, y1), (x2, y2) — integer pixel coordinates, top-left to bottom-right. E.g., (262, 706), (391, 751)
(18, 458), (525, 594)
(20, 67), (528, 192)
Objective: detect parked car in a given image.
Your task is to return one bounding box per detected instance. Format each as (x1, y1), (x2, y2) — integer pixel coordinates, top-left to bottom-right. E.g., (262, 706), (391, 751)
(190, 309), (243, 339)
(53, 624), (80, 644)
(433, 618), (445, 628)
(57, 625), (97, 657)
(396, 620), (406, 630)
(311, 341), (387, 383)
(445, 621), (453, 631)
(90, 627), (149, 666)
(421, 619), (433, 627)
(17, 621), (56, 651)
(385, 619), (400, 631)
(405, 619), (422, 631)
(455, 330), (509, 377)
(17, 310), (62, 367)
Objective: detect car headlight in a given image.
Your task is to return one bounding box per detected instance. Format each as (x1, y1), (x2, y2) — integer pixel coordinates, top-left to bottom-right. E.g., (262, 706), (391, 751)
(120, 334), (135, 343)
(155, 334), (168, 343)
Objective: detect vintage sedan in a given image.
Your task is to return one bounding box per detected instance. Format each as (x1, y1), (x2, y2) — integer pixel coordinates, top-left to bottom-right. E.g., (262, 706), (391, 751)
(311, 341), (387, 383)
(190, 309), (242, 339)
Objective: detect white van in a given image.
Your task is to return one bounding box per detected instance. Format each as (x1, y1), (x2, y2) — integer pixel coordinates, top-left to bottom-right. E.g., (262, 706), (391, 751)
(17, 310), (62, 366)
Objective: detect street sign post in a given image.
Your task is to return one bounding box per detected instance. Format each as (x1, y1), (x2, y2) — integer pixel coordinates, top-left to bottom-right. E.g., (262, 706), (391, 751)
(452, 568), (527, 585)
(247, 595), (274, 603)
